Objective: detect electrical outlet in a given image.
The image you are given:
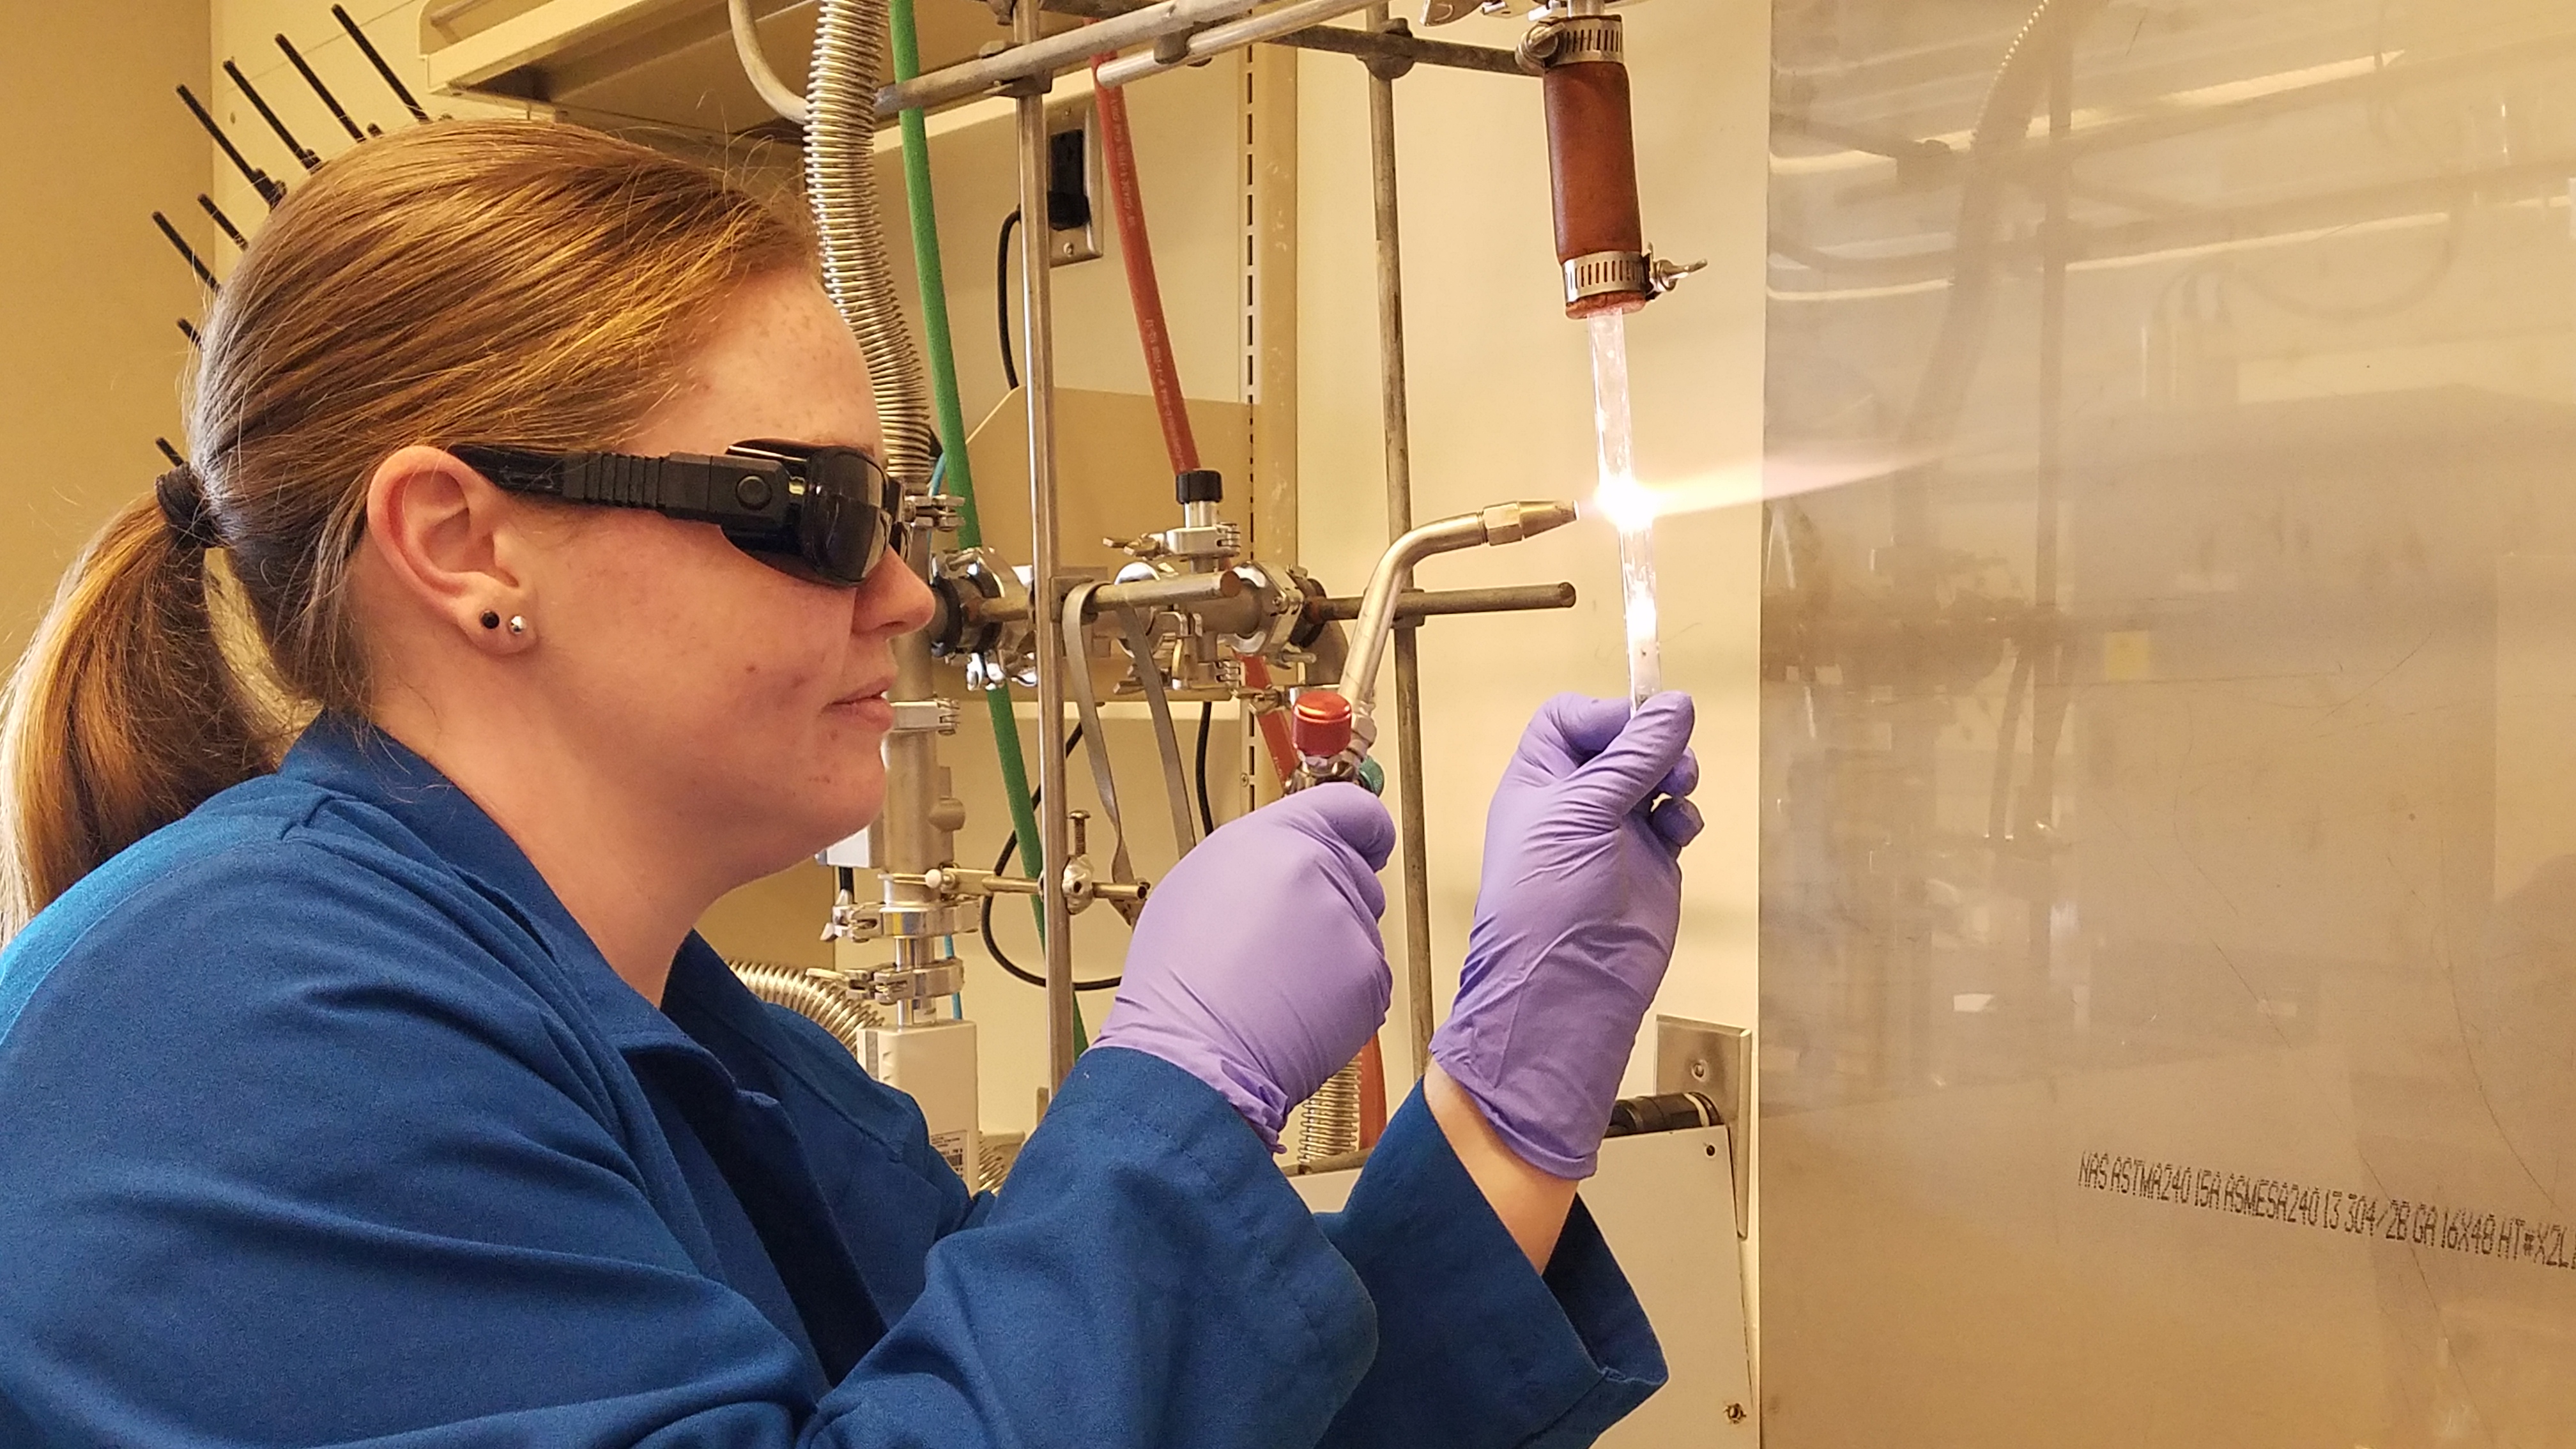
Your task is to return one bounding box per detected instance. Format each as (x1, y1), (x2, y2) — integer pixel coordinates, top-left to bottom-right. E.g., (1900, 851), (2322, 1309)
(1045, 97), (1101, 267)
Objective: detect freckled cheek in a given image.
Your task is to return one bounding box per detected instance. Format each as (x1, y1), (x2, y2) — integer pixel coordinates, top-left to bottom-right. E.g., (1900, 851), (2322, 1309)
(735, 595), (855, 699)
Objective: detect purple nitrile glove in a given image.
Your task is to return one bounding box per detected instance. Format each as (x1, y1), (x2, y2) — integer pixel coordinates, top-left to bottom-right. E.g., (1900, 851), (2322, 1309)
(1431, 692), (1702, 1179)
(1094, 783), (1396, 1149)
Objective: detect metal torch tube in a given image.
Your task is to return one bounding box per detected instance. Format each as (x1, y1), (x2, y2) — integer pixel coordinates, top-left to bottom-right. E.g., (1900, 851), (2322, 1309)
(1332, 515), (1489, 712)
(1013, 37), (1077, 1089)
(1363, 12), (1437, 1084)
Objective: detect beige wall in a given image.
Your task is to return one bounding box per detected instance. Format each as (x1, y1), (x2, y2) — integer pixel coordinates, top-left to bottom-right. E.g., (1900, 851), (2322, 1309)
(0, 3), (211, 657)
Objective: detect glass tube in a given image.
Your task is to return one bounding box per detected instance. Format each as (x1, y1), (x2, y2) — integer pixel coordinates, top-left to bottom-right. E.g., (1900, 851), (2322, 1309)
(1589, 311), (1660, 707)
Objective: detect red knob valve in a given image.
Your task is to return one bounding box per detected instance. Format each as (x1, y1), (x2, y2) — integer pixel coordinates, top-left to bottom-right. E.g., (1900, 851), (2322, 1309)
(1292, 690), (1353, 762)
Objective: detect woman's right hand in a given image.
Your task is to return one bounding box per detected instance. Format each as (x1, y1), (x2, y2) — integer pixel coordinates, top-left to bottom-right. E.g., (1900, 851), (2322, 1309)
(1092, 784), (1396, 1149)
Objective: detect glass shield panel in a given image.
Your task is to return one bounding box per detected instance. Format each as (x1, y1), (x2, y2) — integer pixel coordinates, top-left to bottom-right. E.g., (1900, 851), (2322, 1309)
(1760, 1), (2576, 1443)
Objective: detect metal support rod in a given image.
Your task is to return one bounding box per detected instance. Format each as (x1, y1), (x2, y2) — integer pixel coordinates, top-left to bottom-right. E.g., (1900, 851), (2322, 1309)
(1013, 3), (1077, 1090)
(882, 0), (1256, 114)
(880, 536), (944, 975)
(1096, 0), (1385, 88)
(1363, 11), (1438, 1084)
(1312, 581), (1577, 622)
(1038, 0), (1522, 75)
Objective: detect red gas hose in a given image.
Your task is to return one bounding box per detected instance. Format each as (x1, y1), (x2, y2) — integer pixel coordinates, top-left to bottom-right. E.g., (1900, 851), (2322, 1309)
(1089, 67), (1199, 474)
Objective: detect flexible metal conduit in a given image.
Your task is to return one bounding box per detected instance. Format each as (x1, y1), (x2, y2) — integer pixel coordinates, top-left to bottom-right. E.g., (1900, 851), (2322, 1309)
(729, 960), (881, 1055)
(807, 0), (938, 486)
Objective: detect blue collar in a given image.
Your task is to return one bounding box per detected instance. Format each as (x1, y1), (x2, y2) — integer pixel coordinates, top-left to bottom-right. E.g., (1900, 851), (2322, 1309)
(277, 714), (718, 1066)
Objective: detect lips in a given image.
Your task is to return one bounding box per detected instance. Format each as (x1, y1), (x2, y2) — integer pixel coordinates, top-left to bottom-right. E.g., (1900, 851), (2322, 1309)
(830, 678), (898, 728)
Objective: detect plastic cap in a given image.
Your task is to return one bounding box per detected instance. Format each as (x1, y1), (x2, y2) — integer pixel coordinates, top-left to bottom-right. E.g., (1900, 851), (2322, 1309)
(1176, 468), (1224, 504)
(1292, 690), (1353, 761)
(1355, 757), (1386, 795)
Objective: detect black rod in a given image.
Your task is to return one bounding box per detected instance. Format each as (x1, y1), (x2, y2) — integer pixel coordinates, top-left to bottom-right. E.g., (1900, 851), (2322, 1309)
(151, 212), (220, 291)
(332, 5), (430, 123)
(177, 84), (284, 206)
(155, 438), (188, 470)
(275, 32), (367, 142)
(224, 59), (320, 171)
(195, 194), (248, 250)
(176, 319), (202, 349)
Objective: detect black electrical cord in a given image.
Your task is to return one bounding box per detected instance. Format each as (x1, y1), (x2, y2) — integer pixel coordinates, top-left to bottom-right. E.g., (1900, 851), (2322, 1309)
(1194, 701), (1218, 839)
(996, 209), (1022, 391)
(981, 723), (1123, 991)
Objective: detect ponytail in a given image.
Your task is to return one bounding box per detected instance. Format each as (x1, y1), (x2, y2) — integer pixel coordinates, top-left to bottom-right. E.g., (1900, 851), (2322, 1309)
(0, 484), (273, 937)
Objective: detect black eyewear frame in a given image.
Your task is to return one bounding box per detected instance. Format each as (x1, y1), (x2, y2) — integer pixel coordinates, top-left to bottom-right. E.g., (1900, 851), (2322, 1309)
(448, 439), (902, 588)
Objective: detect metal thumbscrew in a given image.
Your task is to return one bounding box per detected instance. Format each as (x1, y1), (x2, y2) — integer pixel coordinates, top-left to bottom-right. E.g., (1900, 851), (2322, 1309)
(1068, 809), (1090, 857)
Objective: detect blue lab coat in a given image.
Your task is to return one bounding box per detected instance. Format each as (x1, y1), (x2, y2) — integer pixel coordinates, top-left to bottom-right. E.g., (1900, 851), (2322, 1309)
(0, 717), (1662, 1446)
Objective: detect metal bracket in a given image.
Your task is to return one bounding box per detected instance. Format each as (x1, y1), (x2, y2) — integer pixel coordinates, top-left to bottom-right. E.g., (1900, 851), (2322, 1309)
(1656, 1015), (1751, 1239)
(889, 699), (962, 734)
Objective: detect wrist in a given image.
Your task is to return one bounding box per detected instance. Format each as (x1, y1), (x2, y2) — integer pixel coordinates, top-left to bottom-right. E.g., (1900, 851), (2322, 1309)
(1089, 1029), (1287, 1151)
(1425, 1064), (1580, 1270)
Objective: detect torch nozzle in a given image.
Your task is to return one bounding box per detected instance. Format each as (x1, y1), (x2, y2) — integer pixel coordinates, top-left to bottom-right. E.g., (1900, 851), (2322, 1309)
(1480, 499), (1581, 544)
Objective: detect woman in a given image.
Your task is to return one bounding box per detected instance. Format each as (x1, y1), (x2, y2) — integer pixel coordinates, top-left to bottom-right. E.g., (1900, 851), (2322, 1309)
(0, 122), (1701, 1446)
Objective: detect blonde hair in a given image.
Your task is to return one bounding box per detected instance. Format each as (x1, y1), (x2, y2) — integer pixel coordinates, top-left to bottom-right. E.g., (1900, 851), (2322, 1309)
(0, 120), (814, 935)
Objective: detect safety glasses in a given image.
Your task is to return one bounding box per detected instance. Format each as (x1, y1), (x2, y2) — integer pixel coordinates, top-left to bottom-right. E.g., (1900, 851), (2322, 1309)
(448, 439), (902, 588)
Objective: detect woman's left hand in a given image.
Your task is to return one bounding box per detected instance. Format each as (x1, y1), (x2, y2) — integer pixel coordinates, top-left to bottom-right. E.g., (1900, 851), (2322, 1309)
(1429, 692), (1701, 1181)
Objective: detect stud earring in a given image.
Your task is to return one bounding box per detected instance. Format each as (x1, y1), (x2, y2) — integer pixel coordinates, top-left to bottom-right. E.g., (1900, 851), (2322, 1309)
(507, 616), (526, 637)
(479, 611), (500, 631)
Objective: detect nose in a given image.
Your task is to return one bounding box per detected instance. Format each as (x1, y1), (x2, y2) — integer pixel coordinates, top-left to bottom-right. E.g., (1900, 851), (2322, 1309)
(856, 549), (938, 638)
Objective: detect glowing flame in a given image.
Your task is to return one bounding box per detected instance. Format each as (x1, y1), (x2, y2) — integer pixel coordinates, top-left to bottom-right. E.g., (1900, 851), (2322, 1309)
(1586, 446), (1922, 526)
(1594, 470), (1658, 533)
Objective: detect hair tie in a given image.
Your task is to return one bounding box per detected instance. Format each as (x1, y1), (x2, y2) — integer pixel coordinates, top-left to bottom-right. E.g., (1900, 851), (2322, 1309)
(153, 464), (222, 551)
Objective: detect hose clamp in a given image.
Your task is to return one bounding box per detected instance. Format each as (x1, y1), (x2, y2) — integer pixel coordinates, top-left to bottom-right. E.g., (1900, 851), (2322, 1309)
(1519, 13), (1621, 71)
(1563, 249), (1651, 305)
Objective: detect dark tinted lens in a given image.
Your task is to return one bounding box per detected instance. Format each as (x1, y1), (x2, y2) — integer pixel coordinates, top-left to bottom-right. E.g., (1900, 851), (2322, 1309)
(798, 447), (889, 586)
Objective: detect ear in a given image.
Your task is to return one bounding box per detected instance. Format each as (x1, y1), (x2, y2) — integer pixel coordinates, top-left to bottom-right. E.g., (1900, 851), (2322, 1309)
(362, 445), (533, 646)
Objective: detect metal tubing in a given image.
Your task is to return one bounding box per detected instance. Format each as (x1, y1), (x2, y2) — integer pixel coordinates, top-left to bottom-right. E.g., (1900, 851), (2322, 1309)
(956, 567), (1251, 628)
(1015, 0), (1078, 1090)
(1096, 0), (1383, 88)
(1038, 0), (1524, 75)
(880, 556), (944, 972)
(1091, 570), (1241, 615)
(881, 0), (1257, 115)
(1312, 581), (1578, 622)
(1332, 514), (1489, 709)
(1364, 11), (1438, 1083)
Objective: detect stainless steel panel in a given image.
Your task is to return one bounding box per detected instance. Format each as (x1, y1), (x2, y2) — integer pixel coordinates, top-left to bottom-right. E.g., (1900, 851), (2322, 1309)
(1763, 2), (2576, 1443)
(1289, 1124), (1753, 1445)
